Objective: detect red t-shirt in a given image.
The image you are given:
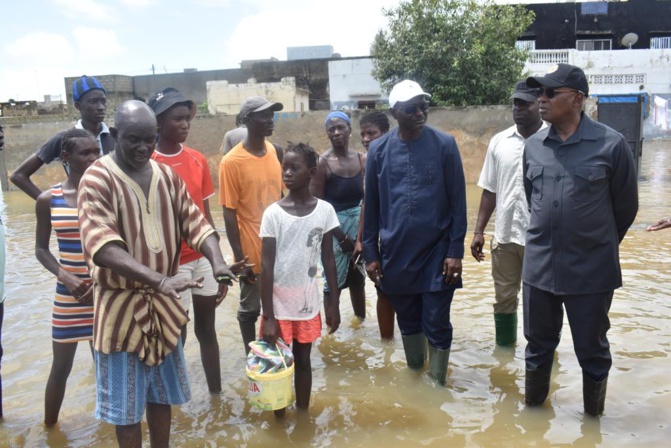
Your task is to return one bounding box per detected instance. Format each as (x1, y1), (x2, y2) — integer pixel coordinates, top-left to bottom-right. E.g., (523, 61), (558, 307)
(152, 145), (215, 264)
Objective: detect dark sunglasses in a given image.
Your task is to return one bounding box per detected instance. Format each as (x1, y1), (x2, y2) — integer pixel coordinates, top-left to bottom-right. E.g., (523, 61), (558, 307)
(396, 101), (430, 115)
(537, 87), (585, 99)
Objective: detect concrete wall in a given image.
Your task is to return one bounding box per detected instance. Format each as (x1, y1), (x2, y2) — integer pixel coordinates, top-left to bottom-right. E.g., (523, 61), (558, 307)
(328, 58), (387, 110)
(0, 107), (515, 192)
(206, 78), (309, 115)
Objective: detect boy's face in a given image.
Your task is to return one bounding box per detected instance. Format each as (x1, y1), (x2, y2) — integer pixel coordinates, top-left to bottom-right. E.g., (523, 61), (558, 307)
(158, 104), (192, 144)
(360, 123), (383, 149)
(75, 89), (107, 124)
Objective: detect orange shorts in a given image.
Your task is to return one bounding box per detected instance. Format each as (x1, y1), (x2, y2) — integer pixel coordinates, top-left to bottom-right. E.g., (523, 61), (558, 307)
(259, 313), (322, 344)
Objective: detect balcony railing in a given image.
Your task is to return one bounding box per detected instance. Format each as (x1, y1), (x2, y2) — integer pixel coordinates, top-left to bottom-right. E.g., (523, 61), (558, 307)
(528, 50), (570, 64)
(651, 36), (671, 49)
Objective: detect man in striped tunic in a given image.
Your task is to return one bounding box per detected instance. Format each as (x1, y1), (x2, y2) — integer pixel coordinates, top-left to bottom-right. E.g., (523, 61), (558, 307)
(78, 100), (238, 447)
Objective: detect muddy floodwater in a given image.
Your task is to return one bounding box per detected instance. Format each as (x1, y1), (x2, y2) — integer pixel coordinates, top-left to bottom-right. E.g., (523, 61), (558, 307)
(0, 140), (670, 447)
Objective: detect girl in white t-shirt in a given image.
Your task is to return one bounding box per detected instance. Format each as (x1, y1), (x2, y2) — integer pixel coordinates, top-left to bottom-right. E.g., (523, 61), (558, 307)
(259, 143), (340, 415)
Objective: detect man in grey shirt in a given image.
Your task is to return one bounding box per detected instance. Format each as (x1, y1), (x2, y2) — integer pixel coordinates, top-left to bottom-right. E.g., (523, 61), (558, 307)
(522, 64), (638, 416)
(220, 113), (247, 154)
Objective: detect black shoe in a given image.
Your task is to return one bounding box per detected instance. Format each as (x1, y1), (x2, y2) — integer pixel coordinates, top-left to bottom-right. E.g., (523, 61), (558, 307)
(525, 361), (553, 406)
(583, 372), (608, 416)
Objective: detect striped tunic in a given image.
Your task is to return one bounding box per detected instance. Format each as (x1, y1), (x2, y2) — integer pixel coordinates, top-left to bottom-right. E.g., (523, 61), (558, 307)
(51, 184), (94, 342)
(78, 156), (215, 366)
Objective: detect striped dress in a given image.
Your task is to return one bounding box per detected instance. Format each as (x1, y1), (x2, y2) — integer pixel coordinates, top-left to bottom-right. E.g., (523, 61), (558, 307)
(51, 184), (94, 342)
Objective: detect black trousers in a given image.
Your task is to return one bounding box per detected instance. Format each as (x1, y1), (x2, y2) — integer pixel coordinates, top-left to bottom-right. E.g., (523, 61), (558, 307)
(523, 283), (613, 380)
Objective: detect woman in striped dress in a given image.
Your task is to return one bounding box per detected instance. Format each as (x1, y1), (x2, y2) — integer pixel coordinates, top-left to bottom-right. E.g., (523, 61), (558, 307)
(35, 128), (99, 427)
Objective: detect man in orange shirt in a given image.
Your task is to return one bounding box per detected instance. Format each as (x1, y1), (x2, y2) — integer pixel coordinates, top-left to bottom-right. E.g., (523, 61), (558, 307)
(219, 97), (283, 354)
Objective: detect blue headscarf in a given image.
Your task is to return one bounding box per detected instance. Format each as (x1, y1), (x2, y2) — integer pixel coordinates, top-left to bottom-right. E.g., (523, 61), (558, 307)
(325, 111), (351, 126)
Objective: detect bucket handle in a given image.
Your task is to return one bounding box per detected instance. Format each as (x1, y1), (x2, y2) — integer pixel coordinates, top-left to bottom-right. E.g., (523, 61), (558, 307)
(274, 340), (289, 371)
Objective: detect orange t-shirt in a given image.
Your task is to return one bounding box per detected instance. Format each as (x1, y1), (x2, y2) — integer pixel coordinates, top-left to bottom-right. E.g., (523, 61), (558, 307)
(219, 141), (282, 274)
(152, 145), (215, 264)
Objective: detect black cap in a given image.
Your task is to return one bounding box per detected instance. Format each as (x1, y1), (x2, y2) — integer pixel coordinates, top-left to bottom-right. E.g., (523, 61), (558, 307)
(147, 88), (195, 118)
(511, 80), (539, 102)
(526, 63), (589, 96)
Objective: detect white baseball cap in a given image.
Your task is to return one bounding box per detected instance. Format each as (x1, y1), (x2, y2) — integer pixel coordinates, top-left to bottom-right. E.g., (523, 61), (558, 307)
(388, 80), (431, 107)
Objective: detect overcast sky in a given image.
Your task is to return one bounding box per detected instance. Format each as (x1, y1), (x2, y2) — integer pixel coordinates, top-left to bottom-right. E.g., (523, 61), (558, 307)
(1, 0), (402, 103)
(2, 0), (611, 103)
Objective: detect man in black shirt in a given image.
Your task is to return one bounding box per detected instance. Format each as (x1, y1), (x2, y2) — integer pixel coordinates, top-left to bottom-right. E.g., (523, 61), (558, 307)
(10, 75), (113, 199)
(522, 64), (638, 416)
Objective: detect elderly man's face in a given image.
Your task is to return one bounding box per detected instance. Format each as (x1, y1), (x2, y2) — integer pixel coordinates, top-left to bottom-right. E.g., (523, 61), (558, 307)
(537, 86), (582, 124)
(391, 96), (428, 134)
(115, 117), (157, 170)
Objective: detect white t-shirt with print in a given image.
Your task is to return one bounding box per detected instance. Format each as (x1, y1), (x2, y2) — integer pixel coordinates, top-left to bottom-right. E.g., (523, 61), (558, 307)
(259, 199), (339, 320)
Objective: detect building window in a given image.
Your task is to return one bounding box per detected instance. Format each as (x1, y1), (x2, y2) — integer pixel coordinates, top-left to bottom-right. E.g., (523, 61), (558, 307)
(516, 40), (536, 51)
(651, 36), (671, 49)
(581, 2), (608, 15)
(576, 39), (612, 51)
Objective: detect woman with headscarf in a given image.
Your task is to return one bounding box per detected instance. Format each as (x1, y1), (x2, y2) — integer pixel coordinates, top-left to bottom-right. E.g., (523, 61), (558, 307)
(310, 111), (366, 322)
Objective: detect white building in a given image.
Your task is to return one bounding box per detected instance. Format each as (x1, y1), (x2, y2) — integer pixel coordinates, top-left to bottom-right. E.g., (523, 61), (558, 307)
(206, 77), (309, 115)
(328, 58), (387, 111)
(525, 48), (671, 96)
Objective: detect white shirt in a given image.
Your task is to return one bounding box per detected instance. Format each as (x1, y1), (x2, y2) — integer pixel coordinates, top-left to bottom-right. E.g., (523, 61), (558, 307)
(259, 199), (339, 320)
(477, 123), (547, 246)
(75, 119), (110, 155)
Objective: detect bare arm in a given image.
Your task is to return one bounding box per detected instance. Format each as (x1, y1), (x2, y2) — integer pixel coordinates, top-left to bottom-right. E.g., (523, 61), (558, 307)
(93, 242), (201, 300)
(260, 237), (280, 345)
(203, 199), (220, 241)
(11, 153), (46, 200)
(353, 153), (366, 259)
(35, 190), (92, 301)
(647, 218), (671, 232)
(223, 206), (244, 261)
(470, 189), (496, 262)
(35, 191), (59, 276)
(322, 229), (341, 333)
(223, 206), (255, 282)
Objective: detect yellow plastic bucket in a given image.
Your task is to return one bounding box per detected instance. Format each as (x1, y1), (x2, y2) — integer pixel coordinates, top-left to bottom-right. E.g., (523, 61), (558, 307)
(246, 363), (295, 411)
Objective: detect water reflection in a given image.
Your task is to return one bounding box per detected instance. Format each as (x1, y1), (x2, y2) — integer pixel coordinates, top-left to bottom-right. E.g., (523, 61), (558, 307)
(0, 141), (670, 447)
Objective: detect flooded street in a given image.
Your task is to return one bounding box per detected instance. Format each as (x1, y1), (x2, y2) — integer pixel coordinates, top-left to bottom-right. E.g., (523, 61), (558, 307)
(0, 140), (670, 447)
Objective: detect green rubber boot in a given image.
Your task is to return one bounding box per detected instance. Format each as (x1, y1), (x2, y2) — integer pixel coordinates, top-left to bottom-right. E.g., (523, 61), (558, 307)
(401, 333), (427, 369)
(494, 312), (518, 346)
(583, 372), (608, 416)
(428, 344), (450, 386)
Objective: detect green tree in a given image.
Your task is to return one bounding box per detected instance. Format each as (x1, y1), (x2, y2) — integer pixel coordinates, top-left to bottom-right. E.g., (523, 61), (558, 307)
(371, 0), (534, 106)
